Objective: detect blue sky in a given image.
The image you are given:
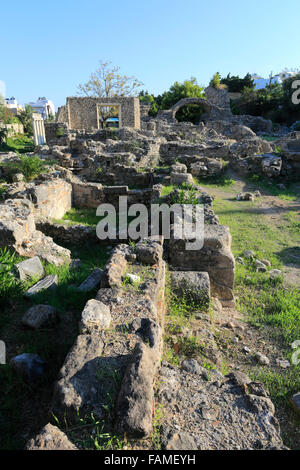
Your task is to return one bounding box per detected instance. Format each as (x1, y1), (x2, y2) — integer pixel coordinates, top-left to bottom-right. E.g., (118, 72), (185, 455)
(1, 0), (299, 109)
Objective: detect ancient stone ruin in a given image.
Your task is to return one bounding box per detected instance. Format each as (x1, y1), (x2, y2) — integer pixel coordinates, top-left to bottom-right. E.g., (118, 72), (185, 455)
(0, 87), (295, 450)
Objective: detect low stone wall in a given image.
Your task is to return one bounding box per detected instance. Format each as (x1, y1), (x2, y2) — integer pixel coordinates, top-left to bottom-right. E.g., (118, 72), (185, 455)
(72, 182), (154, 209)
(36, 221), (99, 245)
(4, 123), (24, 135)
(50, 240), (166, 439)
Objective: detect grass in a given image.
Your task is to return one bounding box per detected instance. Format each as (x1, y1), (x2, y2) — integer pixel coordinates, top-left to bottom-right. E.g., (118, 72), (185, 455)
(206, 178), (300, 431)
(246, 174), (299, 201)
(212, 197), (299, 264)
(52, 208), (100, 227)
(0, 134), (34, 153)
(194, 174), (235, 189)
(0, 243), (110, 450)
(163, 270), (214, 367)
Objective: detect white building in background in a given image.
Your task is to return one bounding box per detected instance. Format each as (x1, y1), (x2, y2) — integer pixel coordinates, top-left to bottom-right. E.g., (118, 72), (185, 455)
(28, 97), (55, 119)
(252, 70), (298, 90)
(5, 97), (24, 114)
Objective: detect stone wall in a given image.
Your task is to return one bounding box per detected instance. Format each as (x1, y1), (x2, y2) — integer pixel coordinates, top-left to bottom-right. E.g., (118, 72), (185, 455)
(28, 179), (72, 219)
(3, 123), (24, 136)
(45, 122), (70, 145)
(72, 182), (154, 210)
(65, 97), (140, 130)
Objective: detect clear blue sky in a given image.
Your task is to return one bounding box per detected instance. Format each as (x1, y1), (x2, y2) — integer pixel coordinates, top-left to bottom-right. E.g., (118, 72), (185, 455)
(1, 0), (299, 109)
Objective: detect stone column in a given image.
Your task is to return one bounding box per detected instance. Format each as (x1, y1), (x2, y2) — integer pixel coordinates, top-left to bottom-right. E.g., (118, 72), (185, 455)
(32, 113), (46, 145)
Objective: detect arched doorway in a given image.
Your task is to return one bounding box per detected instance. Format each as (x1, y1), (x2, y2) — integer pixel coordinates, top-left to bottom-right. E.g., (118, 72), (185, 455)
(170, 97), (212, 123)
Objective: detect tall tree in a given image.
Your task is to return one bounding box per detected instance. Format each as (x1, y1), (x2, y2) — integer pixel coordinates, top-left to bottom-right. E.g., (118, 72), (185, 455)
(78, 60), (143, 127)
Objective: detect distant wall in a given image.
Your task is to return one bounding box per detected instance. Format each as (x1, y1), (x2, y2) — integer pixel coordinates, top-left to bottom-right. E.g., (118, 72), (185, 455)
(66, 97), (140, 130)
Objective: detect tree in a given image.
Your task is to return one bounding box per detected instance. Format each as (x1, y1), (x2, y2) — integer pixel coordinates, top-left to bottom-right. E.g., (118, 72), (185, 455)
(0, 99), (19, 125)
(18, 105), (34, 136)
(159, 78), (205, 123)
(139, 90), (159, 116)
(209, 72), (221, 89)
(220, 73), (254, 93)
(78, 60), (143, 127)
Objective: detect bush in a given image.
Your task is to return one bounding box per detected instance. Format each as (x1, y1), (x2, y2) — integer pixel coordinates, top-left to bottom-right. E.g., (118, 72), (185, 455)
(0, 248), (22, 304)
(0, 133), (35, 153)
(209, 72), (221, 89)
(56, 127), (64, 138)
(1, 153), (51, 182)
(220, 73), (255, 93)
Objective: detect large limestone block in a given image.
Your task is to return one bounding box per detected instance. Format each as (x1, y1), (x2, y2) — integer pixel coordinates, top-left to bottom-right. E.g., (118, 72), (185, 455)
(29, 179), (72, 219)
(15, 256), (44, 281)
(80, 299), (111, 332)
(0, 199), (35, 248)
(52, 332), (104, 417)
(168, 224), (235, 302)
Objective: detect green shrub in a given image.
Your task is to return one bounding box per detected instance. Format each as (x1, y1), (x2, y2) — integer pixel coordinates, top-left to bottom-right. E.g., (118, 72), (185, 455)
(0, 248), (22, 303)
(56, 127), (64, 138)
(1, 153), (50, 182)
(0, 133), (34, 153)
(209, 72), (221, 89)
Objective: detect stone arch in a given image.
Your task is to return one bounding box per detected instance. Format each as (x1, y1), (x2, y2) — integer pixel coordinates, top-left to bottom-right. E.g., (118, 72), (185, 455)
(157, 97), (224, 123)
(170, 97), (212, 120)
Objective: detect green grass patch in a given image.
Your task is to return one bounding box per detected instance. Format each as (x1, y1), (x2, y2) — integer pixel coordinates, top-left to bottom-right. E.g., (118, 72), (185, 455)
(194, 174), (235, 189)
(246, 174), (299, 201)
(52, 208), (100, 227)
(212, 197), (299, 264)
(0, 134), (34, 153)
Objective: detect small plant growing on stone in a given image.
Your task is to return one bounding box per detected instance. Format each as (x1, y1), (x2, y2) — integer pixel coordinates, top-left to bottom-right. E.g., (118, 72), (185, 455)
(56, 127), (64, 138)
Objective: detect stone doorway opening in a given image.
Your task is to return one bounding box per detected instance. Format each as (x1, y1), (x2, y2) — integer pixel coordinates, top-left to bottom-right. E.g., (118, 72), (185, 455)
(97, 104), (120, 129)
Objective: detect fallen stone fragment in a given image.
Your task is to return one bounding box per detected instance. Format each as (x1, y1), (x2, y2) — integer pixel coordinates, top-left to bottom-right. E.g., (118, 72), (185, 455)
(162, 429), (198, 450)
(171, 163), (187, 174)
(15, 256), (44, 281)
(182, 359), (203, 375)
(257, 266), (267, 273)
(135, 238), (163, 265)
(236, 192), (254, 201)
(26, 423), (77, 450)
(255, 259), (266, 270)
(261, 259), (271, 267)
(236, 257), (244, 264)
(244, 250), (255, 259)
(276, 358), (290, 369)
(182, 359), (210, 380)
(77, 268), (103, 292)
(126, 273), (141, 284)
(25, 274), (58, 298)
(170, 172), (194, 186)
(269, 269), (282, 279)
(10, 353), (47, 382)
(290, 392), (300, 416)
(80, 299), (111, 332)
(256, 352), (270, 366)
(22, 304), (58, 329)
